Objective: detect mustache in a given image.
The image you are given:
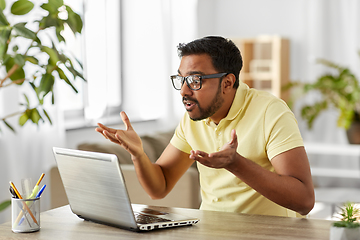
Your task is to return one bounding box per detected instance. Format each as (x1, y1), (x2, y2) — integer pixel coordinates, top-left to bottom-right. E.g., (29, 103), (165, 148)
(182, 96), (199, 104)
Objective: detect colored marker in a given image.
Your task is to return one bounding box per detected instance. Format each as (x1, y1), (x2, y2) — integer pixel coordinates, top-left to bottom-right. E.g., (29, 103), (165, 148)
(10, 182), (38, 227)
(27, 173), (45, 199)
(18, 185), (46, 225)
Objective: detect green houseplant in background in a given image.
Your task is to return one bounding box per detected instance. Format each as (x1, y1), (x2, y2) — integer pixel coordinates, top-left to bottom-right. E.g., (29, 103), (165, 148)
(330, 202), (360, 240)
(0, 0), (85, 133)
(0, 0), (84, 212)
(286, 54), (360, 144)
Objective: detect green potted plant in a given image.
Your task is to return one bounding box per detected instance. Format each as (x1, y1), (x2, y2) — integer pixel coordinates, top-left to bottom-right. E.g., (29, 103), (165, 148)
(330, 202), (360, 240)
(286, 54), (360, 144)
(0, 0), (85, 133)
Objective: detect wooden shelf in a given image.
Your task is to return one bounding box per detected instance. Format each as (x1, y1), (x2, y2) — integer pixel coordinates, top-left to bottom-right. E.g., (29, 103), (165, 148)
(232, 35), (290, 101)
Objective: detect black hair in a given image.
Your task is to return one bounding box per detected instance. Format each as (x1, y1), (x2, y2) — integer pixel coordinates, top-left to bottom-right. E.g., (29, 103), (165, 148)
(177, 36), (243, 89)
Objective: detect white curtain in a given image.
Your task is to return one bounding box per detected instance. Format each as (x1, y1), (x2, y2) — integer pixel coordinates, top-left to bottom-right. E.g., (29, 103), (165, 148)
(297, 0), (360, 144)
(0, 0), (68, 224)
(0, 0), (199, 224)
(121, 0), (198, 129)
(160, 0), (199, 124)
(0, 84), (66, 223)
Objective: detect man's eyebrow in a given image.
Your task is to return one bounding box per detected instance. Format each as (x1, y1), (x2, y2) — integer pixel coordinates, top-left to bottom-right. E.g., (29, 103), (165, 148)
(177, 70), (205, 76)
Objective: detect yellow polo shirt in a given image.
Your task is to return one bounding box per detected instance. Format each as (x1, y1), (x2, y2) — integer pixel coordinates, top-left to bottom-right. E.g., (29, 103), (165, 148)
(170, 82), (304, 217)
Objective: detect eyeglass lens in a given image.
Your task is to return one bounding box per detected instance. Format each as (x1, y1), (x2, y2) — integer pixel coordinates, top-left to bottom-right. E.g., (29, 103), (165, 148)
(172, 75), (201, 90)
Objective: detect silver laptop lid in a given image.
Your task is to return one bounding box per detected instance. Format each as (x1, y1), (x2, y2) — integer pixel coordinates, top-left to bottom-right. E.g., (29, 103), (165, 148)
(53, 147), (139, 230)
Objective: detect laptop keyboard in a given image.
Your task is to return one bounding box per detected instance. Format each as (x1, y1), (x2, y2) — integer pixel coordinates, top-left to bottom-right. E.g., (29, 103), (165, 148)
(134, 212), (170, 224)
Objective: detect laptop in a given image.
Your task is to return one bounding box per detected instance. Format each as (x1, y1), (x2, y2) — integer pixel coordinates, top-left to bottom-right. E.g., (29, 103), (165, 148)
(52, 147), (199, 231)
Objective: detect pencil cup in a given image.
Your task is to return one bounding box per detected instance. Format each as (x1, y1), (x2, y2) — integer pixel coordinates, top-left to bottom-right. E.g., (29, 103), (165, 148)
(11, 197), (40, 233)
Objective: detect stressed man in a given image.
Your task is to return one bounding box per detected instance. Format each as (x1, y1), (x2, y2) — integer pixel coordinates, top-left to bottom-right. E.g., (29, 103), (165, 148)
(96, 36), (315, 217)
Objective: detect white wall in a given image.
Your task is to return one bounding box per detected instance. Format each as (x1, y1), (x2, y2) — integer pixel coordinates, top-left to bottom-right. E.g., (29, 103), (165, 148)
(196, 0), (360, 144)
(66, 0), (360, 156)
(197, 0), (308, 82)
(69, 0), (359, 148)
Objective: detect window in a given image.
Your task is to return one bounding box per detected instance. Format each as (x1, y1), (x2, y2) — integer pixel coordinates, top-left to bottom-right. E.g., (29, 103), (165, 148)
(58, 0), (122, 129)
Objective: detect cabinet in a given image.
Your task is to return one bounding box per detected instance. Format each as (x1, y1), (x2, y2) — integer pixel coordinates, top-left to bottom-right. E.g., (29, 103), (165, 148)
(232, 36), (290, 101)
(304, 142), (360, 179)
(304, 142), (360, 216)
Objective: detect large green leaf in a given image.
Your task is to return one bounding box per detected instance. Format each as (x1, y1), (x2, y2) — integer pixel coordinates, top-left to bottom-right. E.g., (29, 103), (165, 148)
(41, 46), (59, 66)
(25, 56), (39, 65)
(20, 108), (43, 126)
(19, 112), (29, 126)
(49, 0), (63, 9)
(65, 58), (85, 81)
(13, 22), (36, 40)
(0, 8), (9, 26)
(39, 15), (62, 29)
(0, 200), (11, 211)
(40, 3), (59, 14)
(56, 67), (78, 92)
(56, 25), (65, 43)
(0, 26), (11, 60)
(37, 73), (55, 99)
(0, 0), (5, 11)
(14, 54), (26, 67)
(11, 0), (34, 15)
(29, 108), (42, 124)
(5, 58), (25, 81)
(65, 6), (83, 34)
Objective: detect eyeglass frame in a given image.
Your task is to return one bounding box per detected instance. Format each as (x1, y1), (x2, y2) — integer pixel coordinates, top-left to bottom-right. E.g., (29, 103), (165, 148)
(170, 72), (229, 91)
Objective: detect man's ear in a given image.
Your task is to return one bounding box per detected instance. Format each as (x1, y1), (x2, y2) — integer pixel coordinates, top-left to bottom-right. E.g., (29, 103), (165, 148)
(222, 73), (236, 93)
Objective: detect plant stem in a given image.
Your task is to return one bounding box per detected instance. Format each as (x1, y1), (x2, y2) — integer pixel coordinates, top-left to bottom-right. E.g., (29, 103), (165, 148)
(0, 64), (19, 87)
(0, 28), (40, 88)
(1, 78), (26, 88)
(0, 111), (23, 121)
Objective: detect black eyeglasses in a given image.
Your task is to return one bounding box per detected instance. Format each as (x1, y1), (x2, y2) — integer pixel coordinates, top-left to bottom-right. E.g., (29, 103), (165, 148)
(170, 73), (228, 91)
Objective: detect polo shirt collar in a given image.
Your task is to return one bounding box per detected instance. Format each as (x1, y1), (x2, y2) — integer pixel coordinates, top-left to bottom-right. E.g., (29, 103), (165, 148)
(204, 81), (248, 126)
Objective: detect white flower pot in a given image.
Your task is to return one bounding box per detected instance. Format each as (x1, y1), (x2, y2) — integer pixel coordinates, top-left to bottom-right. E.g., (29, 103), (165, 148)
(330, 226), (360, 240)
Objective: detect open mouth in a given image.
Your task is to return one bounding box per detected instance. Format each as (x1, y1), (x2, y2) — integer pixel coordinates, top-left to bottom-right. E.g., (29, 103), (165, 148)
(183, 97), (197, 111)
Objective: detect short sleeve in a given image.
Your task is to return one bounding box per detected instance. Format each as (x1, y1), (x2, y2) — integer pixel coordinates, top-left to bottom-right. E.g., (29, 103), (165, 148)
(264, 100), (304, 160)
(170, 114), (193, 154)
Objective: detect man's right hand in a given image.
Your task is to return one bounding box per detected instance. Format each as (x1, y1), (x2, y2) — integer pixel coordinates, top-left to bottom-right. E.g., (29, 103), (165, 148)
(95, 111), (144, 159)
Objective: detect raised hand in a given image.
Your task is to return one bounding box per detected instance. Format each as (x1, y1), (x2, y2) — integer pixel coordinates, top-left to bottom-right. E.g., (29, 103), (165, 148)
(95, 111), (144, 159)
(189, 129), (238, 169)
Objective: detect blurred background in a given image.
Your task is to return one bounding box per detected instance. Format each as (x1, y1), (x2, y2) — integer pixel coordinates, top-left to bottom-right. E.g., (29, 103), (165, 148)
(1, 0), (360, 223)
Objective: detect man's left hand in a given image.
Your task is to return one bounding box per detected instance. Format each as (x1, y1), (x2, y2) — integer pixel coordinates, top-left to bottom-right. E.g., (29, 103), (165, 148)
(189, 129), (238, 169)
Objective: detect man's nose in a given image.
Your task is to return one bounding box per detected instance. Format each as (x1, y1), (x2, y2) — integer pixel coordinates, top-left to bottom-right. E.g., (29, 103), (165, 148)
(180, 82), (193, 97)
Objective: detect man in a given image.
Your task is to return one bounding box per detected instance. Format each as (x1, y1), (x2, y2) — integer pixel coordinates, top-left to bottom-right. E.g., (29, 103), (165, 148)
(96, 36), (315, 217)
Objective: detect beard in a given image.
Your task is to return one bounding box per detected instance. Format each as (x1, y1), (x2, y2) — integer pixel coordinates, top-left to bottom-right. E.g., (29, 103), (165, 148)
(184, 86), (224, 121)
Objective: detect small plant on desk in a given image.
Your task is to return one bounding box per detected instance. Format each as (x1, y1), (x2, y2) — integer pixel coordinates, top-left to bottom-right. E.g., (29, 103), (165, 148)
(330, 202), (360, 240)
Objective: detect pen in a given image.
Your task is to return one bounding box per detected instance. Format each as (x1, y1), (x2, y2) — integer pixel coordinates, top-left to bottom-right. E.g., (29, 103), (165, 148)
(18, 185), (46, 225)
(10, 182), (38, 226)
(10, 186), (31, 226)
(27, 173), (45, 199)
(35, 184), (46, 198)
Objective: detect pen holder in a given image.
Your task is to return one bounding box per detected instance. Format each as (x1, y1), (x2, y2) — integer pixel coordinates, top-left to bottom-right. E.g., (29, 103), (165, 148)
(11, 197), (40, 233)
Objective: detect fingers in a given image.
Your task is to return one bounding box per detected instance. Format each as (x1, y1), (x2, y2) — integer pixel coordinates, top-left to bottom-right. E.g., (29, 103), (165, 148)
(95, 125), (108, 139)
(190, 150), (208, 160)
(96, 123), (117, 134)
(103, 130), (122, 145)
(229, 129), (238, 146)
(120, 111), (133, 131)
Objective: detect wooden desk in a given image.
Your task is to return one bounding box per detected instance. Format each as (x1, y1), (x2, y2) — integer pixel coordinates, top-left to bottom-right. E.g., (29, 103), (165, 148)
(0, 205), (332, 240)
